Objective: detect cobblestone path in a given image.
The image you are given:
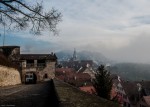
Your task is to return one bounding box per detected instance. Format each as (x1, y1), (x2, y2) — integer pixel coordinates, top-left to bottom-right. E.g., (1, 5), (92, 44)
(0, 80), (60, 107)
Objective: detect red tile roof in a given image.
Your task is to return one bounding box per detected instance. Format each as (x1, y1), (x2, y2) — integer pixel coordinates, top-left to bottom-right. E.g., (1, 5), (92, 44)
(55, 68), (75, 74)
(143, 96), (150, 106)
(74, 73), (91, 80)
(79, 86), (95, 94)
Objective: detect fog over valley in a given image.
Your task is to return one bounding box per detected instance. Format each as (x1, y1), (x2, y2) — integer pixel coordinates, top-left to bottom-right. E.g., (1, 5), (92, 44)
(1, 0), (150, 63)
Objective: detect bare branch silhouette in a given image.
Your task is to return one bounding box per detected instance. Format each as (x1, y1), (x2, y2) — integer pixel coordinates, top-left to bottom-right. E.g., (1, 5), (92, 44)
(0, 0), (62, 35)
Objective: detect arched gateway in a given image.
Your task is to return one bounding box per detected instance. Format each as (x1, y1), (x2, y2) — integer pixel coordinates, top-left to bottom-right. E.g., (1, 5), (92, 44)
(25, 72), (37, 84)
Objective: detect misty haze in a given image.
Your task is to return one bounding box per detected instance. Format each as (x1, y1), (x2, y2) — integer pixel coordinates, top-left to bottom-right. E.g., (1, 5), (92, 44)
(1, 0), (150, 107)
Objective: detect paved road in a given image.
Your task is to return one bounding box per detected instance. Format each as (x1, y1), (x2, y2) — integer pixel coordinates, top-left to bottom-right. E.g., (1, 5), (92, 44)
(0, 80), (60, 107)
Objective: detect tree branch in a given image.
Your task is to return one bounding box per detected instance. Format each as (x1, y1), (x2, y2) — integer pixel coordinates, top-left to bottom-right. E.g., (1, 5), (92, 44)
(1, 1), (33, 18)
(0, 10), (22, 26)
(0, 0), (62, 35)
(15, 0), (45, 18)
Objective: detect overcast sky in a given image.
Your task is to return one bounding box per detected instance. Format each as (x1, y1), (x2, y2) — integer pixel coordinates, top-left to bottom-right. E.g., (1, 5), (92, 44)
(1, 0), (150, 63)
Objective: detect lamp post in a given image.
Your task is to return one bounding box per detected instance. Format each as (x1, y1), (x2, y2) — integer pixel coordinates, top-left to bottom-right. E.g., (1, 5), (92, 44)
(0, 0), (14, 46)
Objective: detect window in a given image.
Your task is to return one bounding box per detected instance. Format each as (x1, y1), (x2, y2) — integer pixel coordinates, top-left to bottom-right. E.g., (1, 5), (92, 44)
(44, 74), (48, 79)
(37, 60), (46, 67)
(26, 60), (34, 67)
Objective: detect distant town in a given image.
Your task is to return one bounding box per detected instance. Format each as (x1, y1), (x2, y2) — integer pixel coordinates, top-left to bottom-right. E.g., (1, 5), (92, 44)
(55, 49), (150, 107)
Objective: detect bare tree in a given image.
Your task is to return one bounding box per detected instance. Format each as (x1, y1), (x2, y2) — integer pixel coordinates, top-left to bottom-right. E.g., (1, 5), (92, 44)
(0, 0), (62, 35)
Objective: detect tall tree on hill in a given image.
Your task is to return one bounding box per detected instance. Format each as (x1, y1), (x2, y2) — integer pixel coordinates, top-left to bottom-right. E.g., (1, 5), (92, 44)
(0, 0), (62, 35)
(93, 65), (112, 100)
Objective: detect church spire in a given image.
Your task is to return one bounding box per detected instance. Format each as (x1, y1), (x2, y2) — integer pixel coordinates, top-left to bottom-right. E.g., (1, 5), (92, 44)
(73, 48), (77, 61)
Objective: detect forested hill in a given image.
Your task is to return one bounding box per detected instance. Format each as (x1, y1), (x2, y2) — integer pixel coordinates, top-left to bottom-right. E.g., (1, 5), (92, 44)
(110, 63), (150, 81)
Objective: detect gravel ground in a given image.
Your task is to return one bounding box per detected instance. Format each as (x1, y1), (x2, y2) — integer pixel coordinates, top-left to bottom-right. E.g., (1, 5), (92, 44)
(0, 80), (60, 107)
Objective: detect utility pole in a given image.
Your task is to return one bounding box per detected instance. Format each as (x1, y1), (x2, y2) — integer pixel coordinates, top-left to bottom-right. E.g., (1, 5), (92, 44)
(1, 0), (14, 46)
(3, 22), (5, 46)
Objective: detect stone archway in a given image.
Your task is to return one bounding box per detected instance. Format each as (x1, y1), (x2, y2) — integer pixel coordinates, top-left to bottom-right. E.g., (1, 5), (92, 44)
(25, 72), (37, 84)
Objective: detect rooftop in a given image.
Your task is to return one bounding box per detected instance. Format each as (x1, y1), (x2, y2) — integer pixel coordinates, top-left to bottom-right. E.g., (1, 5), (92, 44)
(143, 96), (150, 106)
(20, 54), (57, 60)
(0, 46), (20, 48)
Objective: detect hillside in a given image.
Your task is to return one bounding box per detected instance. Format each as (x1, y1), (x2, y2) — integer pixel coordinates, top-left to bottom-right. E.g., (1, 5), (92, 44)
(56, 50), (150, 81)
(110, 63), (150, 81)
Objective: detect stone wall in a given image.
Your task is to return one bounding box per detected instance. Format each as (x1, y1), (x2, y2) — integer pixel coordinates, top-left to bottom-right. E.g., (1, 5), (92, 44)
(36, 62), (56, 81)
(54, 79), (119, 107)
(0, 66), (21, 86)
(43, 62), (56, 79)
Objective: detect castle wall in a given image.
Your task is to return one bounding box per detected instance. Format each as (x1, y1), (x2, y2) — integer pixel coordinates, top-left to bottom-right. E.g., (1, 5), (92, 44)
(0, 66), (21, 86)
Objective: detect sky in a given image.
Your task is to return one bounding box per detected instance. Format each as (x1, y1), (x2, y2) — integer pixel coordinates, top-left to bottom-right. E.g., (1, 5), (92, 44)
(1, 0), (150, 63)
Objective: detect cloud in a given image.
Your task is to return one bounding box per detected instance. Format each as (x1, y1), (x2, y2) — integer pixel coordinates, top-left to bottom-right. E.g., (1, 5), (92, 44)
(2, 0), (150, 63)
(106, 34), (150, 63)
(131, 15), (150, 26)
